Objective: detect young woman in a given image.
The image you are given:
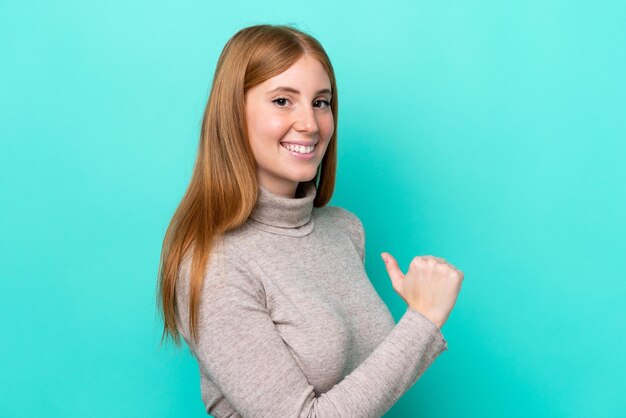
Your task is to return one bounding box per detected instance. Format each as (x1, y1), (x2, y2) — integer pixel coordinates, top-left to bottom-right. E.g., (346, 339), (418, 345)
(157, 24), (464, 417)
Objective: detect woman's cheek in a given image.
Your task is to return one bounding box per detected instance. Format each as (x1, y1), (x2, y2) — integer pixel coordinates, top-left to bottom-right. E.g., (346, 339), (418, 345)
(266, 115), (290, 136)
(322, 117), (334, 139)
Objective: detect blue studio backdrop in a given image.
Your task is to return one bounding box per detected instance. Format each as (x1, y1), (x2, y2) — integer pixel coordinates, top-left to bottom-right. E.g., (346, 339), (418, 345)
(1, 1), (625, 417)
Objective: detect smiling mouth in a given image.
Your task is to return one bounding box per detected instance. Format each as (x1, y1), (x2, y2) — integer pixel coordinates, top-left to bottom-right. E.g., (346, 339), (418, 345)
(280, 142), (316, 154)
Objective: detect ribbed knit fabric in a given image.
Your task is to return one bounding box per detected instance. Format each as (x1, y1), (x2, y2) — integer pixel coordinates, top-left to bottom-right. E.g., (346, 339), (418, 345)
(175, 179), (448, 418)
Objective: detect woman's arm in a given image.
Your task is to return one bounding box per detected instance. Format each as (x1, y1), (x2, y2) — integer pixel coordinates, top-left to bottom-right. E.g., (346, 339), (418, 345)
(175, 243), (447, 418)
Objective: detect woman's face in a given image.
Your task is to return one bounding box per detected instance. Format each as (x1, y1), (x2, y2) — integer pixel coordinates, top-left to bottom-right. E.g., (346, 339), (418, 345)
(244, 54), (334, 198)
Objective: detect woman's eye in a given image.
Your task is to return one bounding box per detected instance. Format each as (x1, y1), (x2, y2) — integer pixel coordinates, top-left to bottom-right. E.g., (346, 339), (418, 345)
(315, 99), (331, 109)
(272, 97), (290, 107)
(272, 97), (331, 109)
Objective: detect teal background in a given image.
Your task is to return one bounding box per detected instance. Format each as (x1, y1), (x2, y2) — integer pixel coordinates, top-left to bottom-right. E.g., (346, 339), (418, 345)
(1, 0), (624, 417)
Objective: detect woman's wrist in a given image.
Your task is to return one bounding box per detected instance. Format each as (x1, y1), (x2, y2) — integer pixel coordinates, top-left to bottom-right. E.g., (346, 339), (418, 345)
(408, 306), (443, 329)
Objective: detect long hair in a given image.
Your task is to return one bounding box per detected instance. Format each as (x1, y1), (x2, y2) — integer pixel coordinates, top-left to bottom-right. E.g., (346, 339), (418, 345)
(157, 24), (339, 347)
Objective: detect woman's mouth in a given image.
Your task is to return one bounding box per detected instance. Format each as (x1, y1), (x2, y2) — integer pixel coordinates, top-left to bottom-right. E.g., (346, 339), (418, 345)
(280, 142), (317, 160)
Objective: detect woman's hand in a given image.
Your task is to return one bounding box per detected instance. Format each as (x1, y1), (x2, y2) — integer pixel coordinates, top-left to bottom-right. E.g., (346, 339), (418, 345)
(381, 252), (463, 329)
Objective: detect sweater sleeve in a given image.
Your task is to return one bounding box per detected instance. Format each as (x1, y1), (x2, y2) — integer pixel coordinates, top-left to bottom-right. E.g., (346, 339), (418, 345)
(340, 207), (366, 264)
(175, 243), (448, 418)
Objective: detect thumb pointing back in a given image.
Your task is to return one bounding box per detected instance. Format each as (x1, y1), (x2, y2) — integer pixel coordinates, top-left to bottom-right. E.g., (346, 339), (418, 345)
(381, 252), (405, 295)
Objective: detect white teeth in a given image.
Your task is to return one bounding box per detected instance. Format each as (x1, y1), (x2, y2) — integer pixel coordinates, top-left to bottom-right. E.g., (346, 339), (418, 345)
(282, 143), (315, 154)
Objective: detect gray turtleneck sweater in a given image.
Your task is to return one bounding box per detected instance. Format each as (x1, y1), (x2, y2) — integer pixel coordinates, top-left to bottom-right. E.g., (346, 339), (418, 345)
(175, 180), (448, 418)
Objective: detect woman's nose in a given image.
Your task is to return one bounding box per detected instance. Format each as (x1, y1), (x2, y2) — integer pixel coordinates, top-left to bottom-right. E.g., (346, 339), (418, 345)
(294, 106), (319, 133)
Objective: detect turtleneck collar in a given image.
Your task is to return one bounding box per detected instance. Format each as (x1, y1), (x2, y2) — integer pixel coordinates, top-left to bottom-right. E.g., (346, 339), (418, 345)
(246, 180), (317, 237)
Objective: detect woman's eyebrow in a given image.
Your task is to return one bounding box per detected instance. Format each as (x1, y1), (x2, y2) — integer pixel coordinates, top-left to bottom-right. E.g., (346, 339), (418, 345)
(267, 86), (332, 96)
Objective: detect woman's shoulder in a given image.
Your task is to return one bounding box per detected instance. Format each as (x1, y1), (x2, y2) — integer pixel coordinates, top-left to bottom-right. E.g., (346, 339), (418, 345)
(178, 235), (245, 278)
(314, 205), (364, 232)
(314, 206), (365, 258)
(315, 204), (360, 221)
